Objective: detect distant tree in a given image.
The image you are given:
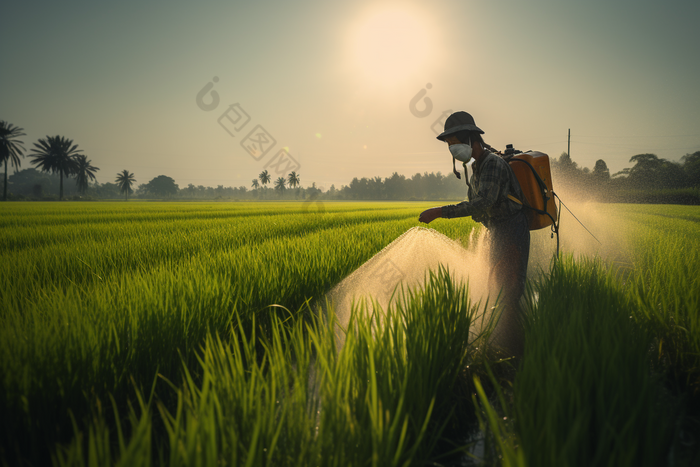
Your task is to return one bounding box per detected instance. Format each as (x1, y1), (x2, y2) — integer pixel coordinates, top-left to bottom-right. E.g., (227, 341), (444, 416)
(251, 179), (260, 198)
(306, 181), (322, 200)
(93, 181), (121, 199)
(6, 168), (54, 198)
(592, 159), (610, 180)
(681, 151), (700, 186)
(0, 121), (26, 201)
(274, 176), (286, 192)
(628, 153), (661, 187)
(287, 171), (300, 198)
(556, 151), (578, 176)
(369, 176), (384, 199)
(143, 175), (178, 198)
(659, 161), (686, 189)
(287, 171), (300, 188)
(384, 172), (407, 199)
(30, 135), (82, 200)
(115, 170), (136, 200)
(626, 153), (686, 189)
(347, 177), (364, 199)
(259, 170), (271, 199)
(74, 155), (99, 195)
(612, 168), (631, 179)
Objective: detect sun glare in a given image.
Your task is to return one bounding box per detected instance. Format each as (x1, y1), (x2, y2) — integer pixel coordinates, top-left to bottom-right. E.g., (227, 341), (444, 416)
(347, 5), (436, 87)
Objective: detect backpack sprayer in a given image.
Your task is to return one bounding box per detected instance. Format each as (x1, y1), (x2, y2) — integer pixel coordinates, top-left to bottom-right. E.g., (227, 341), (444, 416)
(456, 144), (601, 257)
(501, 144), (561, 255)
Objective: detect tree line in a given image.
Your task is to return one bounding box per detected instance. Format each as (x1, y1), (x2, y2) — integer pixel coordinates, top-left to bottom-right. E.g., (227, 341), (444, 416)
(3, 120), (698, 203)
(550, 151), (700, 203)
(0, 121), (136, 201)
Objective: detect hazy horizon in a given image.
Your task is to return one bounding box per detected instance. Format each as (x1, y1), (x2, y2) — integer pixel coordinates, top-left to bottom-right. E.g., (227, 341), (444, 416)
(2, 0), (699, 191)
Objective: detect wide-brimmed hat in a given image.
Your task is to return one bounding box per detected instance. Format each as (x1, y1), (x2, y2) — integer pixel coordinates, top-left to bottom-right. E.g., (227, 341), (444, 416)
(436, 111), (484, 141)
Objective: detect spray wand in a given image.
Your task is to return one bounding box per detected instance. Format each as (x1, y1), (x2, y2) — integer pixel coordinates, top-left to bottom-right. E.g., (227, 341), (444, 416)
(553, 194), (602, 246)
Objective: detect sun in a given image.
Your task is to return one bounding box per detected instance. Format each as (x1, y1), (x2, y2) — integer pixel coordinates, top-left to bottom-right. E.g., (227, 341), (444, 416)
(346, 4), (437, 87)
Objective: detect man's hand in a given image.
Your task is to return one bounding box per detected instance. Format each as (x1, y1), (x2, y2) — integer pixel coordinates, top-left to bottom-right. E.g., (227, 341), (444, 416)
(419, 207), (443, 224)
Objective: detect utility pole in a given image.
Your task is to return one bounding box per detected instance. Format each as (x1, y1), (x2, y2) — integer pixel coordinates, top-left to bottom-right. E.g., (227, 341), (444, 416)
(568, 128), (570, 157)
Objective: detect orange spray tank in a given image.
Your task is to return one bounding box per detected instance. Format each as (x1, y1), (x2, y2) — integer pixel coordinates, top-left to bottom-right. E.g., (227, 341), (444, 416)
(505, 149), (557, 231)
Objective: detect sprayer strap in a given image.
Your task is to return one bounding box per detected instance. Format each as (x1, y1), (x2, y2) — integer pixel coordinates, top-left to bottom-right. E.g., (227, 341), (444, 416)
(507, 194), (522, 205)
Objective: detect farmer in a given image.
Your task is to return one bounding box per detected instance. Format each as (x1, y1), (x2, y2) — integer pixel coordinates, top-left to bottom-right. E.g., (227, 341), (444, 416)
(418, 111), (530, 357)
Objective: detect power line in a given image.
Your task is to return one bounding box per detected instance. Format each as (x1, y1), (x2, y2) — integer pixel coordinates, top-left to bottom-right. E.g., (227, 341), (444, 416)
(570, 140), (700, 151)
(572, 133), (699, 139)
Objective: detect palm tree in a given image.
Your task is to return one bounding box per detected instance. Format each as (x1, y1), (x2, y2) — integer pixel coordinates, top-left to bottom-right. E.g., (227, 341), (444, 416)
(259, 170), (271, 199)
(30, 135), (82, 200)
(115, 170), (136, 201)
(251, 178), (259, 198)
(0, 121), (26, 201)
(74, 155), (100, 195)
(287, 171), (300, 199)
(274, 176), (286, 193)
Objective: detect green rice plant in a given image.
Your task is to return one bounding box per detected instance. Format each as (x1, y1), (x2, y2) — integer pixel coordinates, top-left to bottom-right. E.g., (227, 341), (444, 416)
(0, 205), (423, 303)
(49, 266), (493, 466)
(310, 266), (495, 466)
(625, 217), (700, 393)
(52, 387), (154, 467)
(21, 201), (700, 465)
(5, 200), (699, 466)
(471, 371), (526, 467)
(156, 318), (303, 466)
(0, 202), (479, 465)
(514, 256), (674, 467)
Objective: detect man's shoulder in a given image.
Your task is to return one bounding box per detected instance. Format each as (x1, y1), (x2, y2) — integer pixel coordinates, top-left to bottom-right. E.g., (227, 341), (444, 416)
(481, 152), (509, 171)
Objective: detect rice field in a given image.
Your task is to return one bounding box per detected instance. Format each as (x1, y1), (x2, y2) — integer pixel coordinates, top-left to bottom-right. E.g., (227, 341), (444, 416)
(1, 201), (699, 466)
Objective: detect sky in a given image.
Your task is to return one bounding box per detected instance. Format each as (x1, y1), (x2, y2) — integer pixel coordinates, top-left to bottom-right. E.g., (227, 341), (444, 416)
(2, 0), (699, 191)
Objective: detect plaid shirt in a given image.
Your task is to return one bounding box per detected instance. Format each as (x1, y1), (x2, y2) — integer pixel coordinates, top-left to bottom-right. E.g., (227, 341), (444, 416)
(442, 151), (523, 225)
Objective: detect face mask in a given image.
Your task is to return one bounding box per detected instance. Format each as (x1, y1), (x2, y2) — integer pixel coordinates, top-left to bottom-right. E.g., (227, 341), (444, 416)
(449, 143), (472, 163)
